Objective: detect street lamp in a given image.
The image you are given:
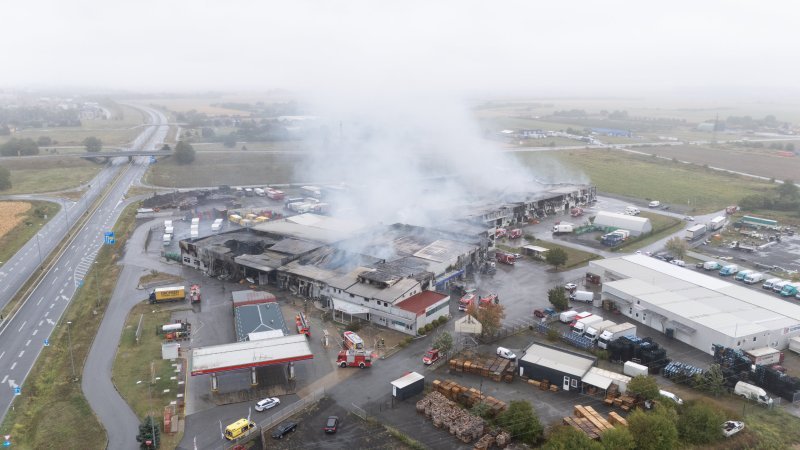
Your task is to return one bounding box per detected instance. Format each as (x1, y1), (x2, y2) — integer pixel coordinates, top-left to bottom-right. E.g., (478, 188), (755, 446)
(66, 321), (76, 381)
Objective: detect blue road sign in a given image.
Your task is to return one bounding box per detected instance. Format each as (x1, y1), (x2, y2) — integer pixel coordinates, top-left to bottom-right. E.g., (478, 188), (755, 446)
(103, 231), (115, 245)
(78, 279), (84, 287)
(2, 440), (9, 447)
(43, 338), (49, 347)
(13, 387), (20, 396)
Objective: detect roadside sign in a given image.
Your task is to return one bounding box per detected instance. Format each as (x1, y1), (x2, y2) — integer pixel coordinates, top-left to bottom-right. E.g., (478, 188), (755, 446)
(43, 339), (49, 347)
(13, 386), (20, 396)
(78, 279), (84, 287)
(103, 232), (115, 245)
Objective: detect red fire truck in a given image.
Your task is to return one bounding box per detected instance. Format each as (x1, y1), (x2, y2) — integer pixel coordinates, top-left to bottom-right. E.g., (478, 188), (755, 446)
(495, 228), (507, 239)
(337, 349), (372, 368)
(458, 292), (476, 311)
(342, 331), (364, 350)
(508, 229), (523, 239)
(296, 312), (310, 337)
(459, 292), (498, 311)
(189, 284), (201, 304)
(495, 252), (516, 265)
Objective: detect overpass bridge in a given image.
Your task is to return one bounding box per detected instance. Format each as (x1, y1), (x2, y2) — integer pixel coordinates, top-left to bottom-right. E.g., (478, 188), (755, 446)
(79, 150), (173, 163)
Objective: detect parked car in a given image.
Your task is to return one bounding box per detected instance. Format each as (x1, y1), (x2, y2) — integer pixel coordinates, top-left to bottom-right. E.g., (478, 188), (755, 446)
(496, 347), (517, 360)
(272, 422), (298, 439)
(684, 216), (695, 221)
(659, 390), (683, 405)
(564, 283), (577, 292)
(255, 397), (280, 412)
(670, 259), (686, 267)
(534, 308), (546, 318)
(324, 416), (339, 434)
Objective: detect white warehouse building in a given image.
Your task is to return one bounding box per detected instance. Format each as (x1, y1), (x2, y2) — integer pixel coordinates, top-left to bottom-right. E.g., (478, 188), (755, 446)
(589, 255), (800, 354)
(593, 211), (652, 236)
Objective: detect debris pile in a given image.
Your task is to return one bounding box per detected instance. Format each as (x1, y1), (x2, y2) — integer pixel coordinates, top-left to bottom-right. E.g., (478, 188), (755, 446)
(416, 391), (486, 443)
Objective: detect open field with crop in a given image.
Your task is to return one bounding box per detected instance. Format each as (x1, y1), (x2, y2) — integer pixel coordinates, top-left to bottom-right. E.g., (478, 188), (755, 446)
(0, 105), (147, 146)
(0, 156), (102, 194)
(0, 202), (139, 450)
(190, 141), (308, 152)
(144, 151), (314, 187)
(632, 144), (800, 182)
(113, 302), (185, 450)
(0, 201), (59, 267)
(514, 149), (776, 214)
(142, 98), (252, 115)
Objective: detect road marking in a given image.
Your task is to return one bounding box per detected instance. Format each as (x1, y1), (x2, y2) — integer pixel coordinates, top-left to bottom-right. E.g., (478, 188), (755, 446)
(44, 311), (49, 318)
(10, 362), (16, 371)
(46, 318), (54, 325)
(49, 303), (55, 309)
(36, 296), (44, 306)
(0, 352), (5, 360)
(16, 351), (22, 358)
(54, 266), (58, 272)
(32, 329), (38, 336)
(17, 321), (27, 332)
(0, 376), (6, 385)
(25, 340), (30, 347)
(59, 288), (64, 295)
(38, 320), (43, 327)
(51, 278), (56, 285)
(61, 295), (68, 301)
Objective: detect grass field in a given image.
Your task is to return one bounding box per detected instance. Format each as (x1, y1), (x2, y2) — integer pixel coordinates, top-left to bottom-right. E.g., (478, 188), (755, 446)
(514, 149), (776, 214)
(144, 151), (313, 187)
(113, 301), (185, 450)
(0, 105), (147, 146)
(0, 201), (60, 267)
(0, 156), (102, 194)
(514, 239), (601, 270)
(190, 141), (308, 152)
(0, 202), (139, 450)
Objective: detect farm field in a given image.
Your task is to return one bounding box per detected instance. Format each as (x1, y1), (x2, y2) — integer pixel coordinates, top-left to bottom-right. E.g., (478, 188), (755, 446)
(0, 156), (102, 194)
(190, 141), (308, 152)
(632, 144), (800, 182)
(513, 149), (776, 214)
(0, 201), (59, 267)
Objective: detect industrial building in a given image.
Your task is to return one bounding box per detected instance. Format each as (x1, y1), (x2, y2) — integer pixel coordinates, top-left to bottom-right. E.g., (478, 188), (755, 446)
(518, 342), (597, 392)
(589, 255), (800, 354)
(592, 211), (652, 236)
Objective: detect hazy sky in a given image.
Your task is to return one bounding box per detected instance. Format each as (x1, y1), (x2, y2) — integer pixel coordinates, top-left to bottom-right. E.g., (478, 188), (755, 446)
(3, 0), (799, 95)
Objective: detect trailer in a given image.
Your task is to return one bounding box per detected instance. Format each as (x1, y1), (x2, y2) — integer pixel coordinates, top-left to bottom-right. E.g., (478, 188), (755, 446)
(789, 337), (800, 355)
(685, 224), (707, 241)
(708, 216), (726, 231)
(597, 322), (637, 349)
(623, 361), (649, 377)
(744, 347), (783, 366)
(552, 223), (574, 234)
(149, 286), (186, 304)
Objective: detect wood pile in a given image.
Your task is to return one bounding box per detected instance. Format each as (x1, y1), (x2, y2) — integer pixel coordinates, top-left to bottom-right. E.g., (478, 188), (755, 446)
(495, 431), (511, 448)
(449, 356), (515, 382)
(563, 404), (628, 440)
(611, 394), (638, 411)
(526, 378), (558, 392)
(473, 434), (494, 450)
(432, 379), (507, 416)
(603, 384), (619, 406)
(415, 391), (486, 443)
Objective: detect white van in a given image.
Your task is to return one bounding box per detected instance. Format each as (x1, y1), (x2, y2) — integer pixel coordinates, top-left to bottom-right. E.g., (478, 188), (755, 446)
(164, 220), (172, 228)
(191, 217), (200, 226)
(162, 234), (171, 245)
(569, 291), (594, 303)
(659, 390), (683, 405)
(496, 347), (517, 360)
(763, 278), (782, 290)
(625, 206), (640, 216)
(559, 310), (578, 323)
(734, 381), (773, 406)
(649, 200), (661, 208)
(254, 188), (265, 196)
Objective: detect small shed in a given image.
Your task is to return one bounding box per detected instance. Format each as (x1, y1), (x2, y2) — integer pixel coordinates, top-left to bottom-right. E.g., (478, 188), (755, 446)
(523, 245), (549, 260)
(161, 342), (180, 360)
(582, 367), (631, 394)
(593, 211), (652, 236)
(518, 342), (596, 392)
(391, 372), (425, 400)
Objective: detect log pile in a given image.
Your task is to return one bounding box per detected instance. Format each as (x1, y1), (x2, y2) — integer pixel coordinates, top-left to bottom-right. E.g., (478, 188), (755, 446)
(449, 356), (515, 382)
(415, 391), (486, 443)
(494, 431), (511, 448)
(473, 434), (494, 450)
(432, 379), (507, 416)
(562, 405), (627, 440)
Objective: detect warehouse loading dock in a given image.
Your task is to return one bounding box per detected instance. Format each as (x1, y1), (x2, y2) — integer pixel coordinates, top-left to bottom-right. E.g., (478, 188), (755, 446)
(191, 334), (313, 391)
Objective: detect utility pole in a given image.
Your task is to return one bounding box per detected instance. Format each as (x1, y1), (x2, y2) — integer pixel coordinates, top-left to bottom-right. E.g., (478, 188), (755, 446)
(66, 321), (76, 380)
(35, 232), (43, 266)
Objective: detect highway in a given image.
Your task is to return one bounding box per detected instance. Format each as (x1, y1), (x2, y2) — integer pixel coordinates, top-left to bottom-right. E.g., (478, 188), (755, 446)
(0, 105), (169, 425)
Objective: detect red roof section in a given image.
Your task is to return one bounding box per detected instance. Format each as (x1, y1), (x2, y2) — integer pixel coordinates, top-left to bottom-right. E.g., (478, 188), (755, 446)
(396, 291), (449, 316)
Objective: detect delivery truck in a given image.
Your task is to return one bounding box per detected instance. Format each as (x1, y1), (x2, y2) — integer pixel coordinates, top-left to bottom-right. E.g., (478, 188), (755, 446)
(552, 223), (574, 234)
(703, 261), (721, 271)
(685, 224), (707, 241)
(708, 216), (726, 231)
(734, 382), (773, 406)
(735, 269), (754, 282)
(149, 286), (186, 304)
(780, 283), (800, 297)
(597, 322), (637, 349)
(583, 320), (617, 342)
(719, 264), (739, 277)
(572, 315), (603, 336)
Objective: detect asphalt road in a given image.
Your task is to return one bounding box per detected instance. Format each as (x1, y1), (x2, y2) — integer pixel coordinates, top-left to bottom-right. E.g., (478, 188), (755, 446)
(0, 106), (169, 430)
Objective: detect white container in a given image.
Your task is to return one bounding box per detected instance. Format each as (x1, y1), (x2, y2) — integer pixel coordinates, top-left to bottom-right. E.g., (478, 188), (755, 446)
(623, 361), (649, 377)
(164, 220), (172, 228)
(559, 310), (578, 323)
(191, 217), (200, 225)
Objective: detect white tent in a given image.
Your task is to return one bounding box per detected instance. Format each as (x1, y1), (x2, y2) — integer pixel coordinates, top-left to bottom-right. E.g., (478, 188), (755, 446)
(593, 211), (652, 236)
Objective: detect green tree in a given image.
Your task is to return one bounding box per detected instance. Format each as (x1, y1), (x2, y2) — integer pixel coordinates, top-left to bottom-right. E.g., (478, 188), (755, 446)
(787, 143), (796, 152)
(83, 136), (102, 153)
(160, 144), (171, 152)
(174, 140), (196, 165)
(201, 127), (215, 139)
(545, 247), (568, 269)
(665, 236), (688, 259)
(223, 133), (237, 148)
(692, 364), (725, 396)
(0, 138), (39, 156)
(628, 408), (678, 450)
(542, 426), (602, 450)
(601, 426), (636, 450)
(678, 400), (725, 445)
(0, 166), (11, 191)
(433, 331), (453, 354)
(548, 286), (569, 311)
(777, 179), (799, 202)
(498, 400), (543, 445)
(466, 301), (505, 337)
(470, 402), (492, 419)
(37, 136), (52, 146)
(135, 415), (160, 449)
(627, 375), (660, 401)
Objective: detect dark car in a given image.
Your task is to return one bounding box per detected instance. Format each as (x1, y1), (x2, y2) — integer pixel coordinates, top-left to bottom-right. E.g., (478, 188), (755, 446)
(272, 421), (297, 439)
(324, 416), (339, 434)
(534, 308), (546, 318)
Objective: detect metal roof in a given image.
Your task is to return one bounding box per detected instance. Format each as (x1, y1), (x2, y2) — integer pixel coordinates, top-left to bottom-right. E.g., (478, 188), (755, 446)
(593, 211), (652, 233)
(520, 343), (595, 378)
(583, 367), (631, 392)
(413, 239), (476, 263)
(234, 302), (288, 342)
(391, 372), (425, 389)
(190, 334), (313, 375)
(592, 255), (800, 338)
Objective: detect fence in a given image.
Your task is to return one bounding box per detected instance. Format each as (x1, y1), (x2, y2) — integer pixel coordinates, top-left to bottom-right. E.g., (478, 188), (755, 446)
(350, 402), (368, 421)
(478, 317), (594, 351)
(258, 388), (325, 446)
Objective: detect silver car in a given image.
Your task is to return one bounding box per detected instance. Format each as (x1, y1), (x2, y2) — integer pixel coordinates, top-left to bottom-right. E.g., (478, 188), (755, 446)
(255, 397), (281, 412)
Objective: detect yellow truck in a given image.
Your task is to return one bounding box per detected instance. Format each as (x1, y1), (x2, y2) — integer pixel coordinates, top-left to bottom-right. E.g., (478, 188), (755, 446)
(149, 286), (186, 304)
(224, 418), (256, 441)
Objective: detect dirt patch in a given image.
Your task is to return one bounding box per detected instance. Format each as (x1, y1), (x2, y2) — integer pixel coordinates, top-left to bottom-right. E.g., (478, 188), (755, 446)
(0, 201), (32, 239)
(138, 270), (183, 287)
(266, 396), (413, 450)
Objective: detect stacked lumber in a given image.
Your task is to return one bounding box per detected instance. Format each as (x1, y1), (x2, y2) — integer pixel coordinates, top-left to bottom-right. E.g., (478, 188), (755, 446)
(608, 412), (628, 427)
(432, 379), (507, 415)
(473, 434), (494, 450)
(604, 384), (619, 406)
(563, 405), (628, 440)
(415, 391), (486, 443)
(495, 431), (511, 448)
(612, 394), (637, 411)
(448, 357), (515, 382)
